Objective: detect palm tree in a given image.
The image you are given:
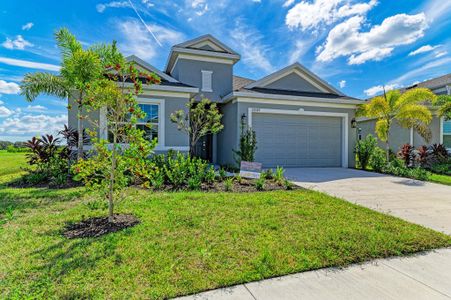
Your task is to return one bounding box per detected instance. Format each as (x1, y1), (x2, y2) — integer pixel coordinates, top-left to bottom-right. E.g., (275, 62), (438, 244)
(357, 87), (436, 161)
(20, 28), (103, 160)
(433, 95), (451, 120)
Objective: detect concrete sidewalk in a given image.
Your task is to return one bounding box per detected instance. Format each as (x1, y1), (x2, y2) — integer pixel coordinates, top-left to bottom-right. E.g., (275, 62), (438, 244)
(177, 249), (451, 300)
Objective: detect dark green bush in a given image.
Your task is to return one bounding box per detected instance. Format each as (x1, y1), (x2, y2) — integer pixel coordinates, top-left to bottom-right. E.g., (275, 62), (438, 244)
(355, 134), (377, 170)
(369, 147), (386, 172)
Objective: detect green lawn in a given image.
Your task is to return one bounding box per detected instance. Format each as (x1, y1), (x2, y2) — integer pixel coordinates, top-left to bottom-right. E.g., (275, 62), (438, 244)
(428, 173), (451, 186)
(0, 150), (27, 179)
(1, 152), (450, 299)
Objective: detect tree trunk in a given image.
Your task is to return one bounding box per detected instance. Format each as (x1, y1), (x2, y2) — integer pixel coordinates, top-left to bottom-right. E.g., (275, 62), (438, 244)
(385, 123), (391, 162)
(77, 91), (84, 161)
(108, 134), (116, 223)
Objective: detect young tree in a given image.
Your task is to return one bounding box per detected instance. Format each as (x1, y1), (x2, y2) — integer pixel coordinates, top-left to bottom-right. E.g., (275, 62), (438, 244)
(233, 125), (257, 165)
(170, 98), (224, 157)
(20, 28), (104, 160)
(357, 88), (436, 161)
(72, 44), (161, 222)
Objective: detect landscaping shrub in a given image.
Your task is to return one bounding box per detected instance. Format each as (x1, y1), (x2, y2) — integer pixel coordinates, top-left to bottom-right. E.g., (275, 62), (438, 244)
(224, 177), (233, 191)
(355, 134), (377, 170)
(369, 147), (386, 172)
(255, 177), (265, 191)
(22, 134), (71, 186)
(415, 145), (429, 167)
(233, 126), (257, 165)
(429, 160), (451, 176)
(398, 144), (415, 167)
(274, 166), (285, 185)
(143, 151), (215, 190)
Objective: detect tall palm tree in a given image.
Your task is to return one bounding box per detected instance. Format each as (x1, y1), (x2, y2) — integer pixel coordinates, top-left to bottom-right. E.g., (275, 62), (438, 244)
(433, 95), (451, 120)
(357, 88), (436, 161)
(20, 28), (103, 160)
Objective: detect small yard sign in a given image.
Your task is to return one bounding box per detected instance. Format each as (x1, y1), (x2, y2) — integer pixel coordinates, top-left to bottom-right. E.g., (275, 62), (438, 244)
(239, 161), (262, 179)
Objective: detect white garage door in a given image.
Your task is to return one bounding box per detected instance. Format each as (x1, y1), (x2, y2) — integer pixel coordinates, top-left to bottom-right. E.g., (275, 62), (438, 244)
(252, 113), (343, 167)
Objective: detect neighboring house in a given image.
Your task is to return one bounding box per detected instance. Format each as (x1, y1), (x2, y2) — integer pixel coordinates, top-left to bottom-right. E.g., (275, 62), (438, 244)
(68, 35), (362, 168)
(358, 74), (451, 152)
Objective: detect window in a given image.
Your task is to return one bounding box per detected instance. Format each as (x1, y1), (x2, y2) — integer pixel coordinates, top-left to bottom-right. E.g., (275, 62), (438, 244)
(201, 70), (213, 92)
(137, 104), (159, 142)
(443, 119), (451, 149)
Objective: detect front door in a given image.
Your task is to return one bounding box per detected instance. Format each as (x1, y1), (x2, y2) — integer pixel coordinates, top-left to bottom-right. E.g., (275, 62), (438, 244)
(194, 134), (213, 162)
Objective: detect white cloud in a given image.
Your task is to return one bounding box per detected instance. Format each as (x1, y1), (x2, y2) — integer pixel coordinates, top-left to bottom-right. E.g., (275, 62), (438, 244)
(435, 50), (447, 58)
(190, 0), (209, 16)
(117, 19), (184, 60)
(26, 105), (47, 112)
(0, 114), (67, 136)
(96, 1), (130, 13)
(286, 0), (377, 31)
(230, 23), (274, 73)
(0, 105), (13, 117)
(22, 22), (34, 30)
(364, 84), (398, 97)
(141, 0), (154, 8)
(348, 47), (393, 65)
(283, 0), (295, 8)
(339, 80), (346, 88)
(0, 80), (20, 94)
(423, 0), (451, 22)
(0, 56), (60, 71)
(408, 45), (440, 56)
(2, 35), (33, 50)
(317, 13), (428, 65)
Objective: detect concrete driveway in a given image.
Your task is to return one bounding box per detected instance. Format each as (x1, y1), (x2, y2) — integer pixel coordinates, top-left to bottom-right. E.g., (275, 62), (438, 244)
(285, 168), (451, 235)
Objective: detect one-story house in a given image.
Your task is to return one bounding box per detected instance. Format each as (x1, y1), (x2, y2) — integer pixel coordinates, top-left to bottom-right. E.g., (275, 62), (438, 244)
(68, 34), (362, 168)
(357, 74), (451, 152)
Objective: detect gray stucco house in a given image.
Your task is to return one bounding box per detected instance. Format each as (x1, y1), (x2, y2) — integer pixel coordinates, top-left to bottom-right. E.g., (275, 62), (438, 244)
(358, 74), (451, 152)
(69, 35), (362, 168)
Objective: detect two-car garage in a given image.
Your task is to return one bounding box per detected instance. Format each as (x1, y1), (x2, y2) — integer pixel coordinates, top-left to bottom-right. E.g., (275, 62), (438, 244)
(249, 108), (348, 168)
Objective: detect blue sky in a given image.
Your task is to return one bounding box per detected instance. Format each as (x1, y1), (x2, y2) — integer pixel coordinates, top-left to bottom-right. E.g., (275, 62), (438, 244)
(0, 0), (450, 141)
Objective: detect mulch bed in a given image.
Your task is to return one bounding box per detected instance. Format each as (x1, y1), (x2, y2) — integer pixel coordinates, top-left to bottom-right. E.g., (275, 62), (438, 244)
(63, 214), (140, 239)
(149, 178), (301, 192)
(7, 178), (82, 189)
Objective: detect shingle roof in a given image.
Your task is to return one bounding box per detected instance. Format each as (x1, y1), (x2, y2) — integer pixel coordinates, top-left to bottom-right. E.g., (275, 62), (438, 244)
(238, 87), (359, 100)
(406, 73), (451, 90)
(233, 75), (255, 91)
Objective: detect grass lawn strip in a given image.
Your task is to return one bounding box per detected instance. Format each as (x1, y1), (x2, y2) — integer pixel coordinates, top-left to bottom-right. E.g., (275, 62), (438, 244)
(1, 185), (450, 299)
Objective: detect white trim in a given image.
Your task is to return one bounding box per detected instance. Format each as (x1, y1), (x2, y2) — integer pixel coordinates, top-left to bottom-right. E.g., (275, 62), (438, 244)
(140, 90), (193, 98)
(247, 107), (349, 168)
(410, 127), (414, 145)
(224, 91), (361, 105)
(169, 54), (234, 75)
(131, 82), (198, 93)
(231, 96), (359, 109)
(137, 98), (166, 150)
(166, 48), (239, 73)
(174, 34), (239, 55)
(201, 70), (213, 92)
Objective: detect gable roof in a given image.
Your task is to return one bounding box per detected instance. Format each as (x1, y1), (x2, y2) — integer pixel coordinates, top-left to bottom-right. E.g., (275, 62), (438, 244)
(245, 62), (344, 96)
(127, 55), (178, 83)
(165, 35), (241, 73)
(173, 34), (239, 55)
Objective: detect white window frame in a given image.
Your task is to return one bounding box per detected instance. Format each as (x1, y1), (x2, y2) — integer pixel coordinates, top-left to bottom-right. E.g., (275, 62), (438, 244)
(137, 103), (160, 144)
(201, 70), (213, 92)
(247, 107), (349, 168)
(137, 98), (165, 150)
